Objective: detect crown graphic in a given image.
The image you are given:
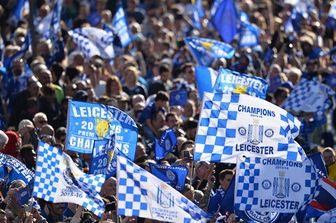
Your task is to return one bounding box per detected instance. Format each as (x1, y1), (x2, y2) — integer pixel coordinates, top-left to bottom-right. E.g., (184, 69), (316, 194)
(253, 119), (260, 125)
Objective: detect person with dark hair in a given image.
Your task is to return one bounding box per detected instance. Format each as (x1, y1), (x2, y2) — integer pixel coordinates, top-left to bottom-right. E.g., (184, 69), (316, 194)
(207, 169), (234, 214)
(273, 87), (290, 106)
(147, 64), (173, 96)
(20, 144), (36, 171)
(139, 91), (169, 142)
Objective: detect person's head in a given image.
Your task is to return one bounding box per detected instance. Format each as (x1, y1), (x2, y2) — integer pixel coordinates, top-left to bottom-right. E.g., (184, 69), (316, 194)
(0, 209), (7, 223)
(27, 77), (42, 97)
(218, 169), (234, 190)
(154, 91), (169, 108)
(195, 161), (211, 179)
(159, 64), (171, 83)
(124, 66), (139, 87)
(273, 87), (290, 106)
(11, 58), (24, 76)
(323, 147), (336, 166)
(0, 130), (9, 150)
(106, 75), (123, 96)
(165, 112), (179, 129)
(183, 100), (195, 119)
(181, 63), (195, 84)
(183, 119), (198, 140)
(33, 112), (48, 129)
(151, 111), (165, 132)
(182, 184), (195, 201)
(37, 68), (52, 85)
(287, 67), (302, 85)
(20, 144), (36, 169)
(101, 177), (117, 197)
(131, 94), (145, 108)
(300, 35), (314, 57)
(55, 127), (66, 145)
(2, 131), (21, 157)
(47, 202), (65, 217)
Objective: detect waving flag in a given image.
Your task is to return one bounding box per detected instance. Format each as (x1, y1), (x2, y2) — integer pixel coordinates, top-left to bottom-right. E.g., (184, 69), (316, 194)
(239, 22), (260, 47)
(7, 0), (28, 26)
(235, 156), (319, 213)
(191, 0), (205, 29)
(0, 153), (34, 185)
(34, 142), (105, 217)
(194, 92), (302, 163)
(214, 68), (268, 99)
(310, 176), (336, 211)
(112, 5), (132, 48)
(149, 164), (188, 191)
(3, 34), (31, 70)
(67, 100), (138, 158)
(282, 78), (335, 113)
(185, 37), (235, 66)
(195, 66), (218, 100)
(210, 0), (238, 43)
(155, 128), (177, 160)
(117, 155), (211, 222)
(68, 28), (114, 59)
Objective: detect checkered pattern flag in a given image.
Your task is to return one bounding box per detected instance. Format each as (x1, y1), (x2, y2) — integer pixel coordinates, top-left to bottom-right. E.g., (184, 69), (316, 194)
(117, 155), (211, 223)
(235, 156), (319, 213)
(34, 142), (106, 217)
(195, 92), (303, 163)
(282, 78), (335, 113)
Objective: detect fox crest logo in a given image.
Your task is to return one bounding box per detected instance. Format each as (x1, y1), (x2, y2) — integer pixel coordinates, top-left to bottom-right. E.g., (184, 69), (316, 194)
(201, 41), (213, 50)
(95, 118), (110, 139)
(233, 85), (247, 94)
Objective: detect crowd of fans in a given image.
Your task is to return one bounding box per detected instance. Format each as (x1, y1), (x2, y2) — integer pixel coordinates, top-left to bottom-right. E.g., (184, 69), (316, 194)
(0, 0), (335, 222)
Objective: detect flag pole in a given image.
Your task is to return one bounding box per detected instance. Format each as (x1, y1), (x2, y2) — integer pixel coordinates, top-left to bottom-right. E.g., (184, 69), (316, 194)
(28, 0), (37, 57)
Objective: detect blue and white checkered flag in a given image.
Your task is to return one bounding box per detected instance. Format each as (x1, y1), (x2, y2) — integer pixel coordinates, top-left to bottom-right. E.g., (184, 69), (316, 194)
(68, 27), (114, 59)
(194, 92), (302, 163)
(117, 155), (211, 223)
(235, 156), (319, 213)
(34, 142), (106, 217)
(282, 78), (335, 113)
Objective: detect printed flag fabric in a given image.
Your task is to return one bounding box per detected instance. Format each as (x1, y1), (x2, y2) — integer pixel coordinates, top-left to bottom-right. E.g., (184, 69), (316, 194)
(214, 67), (268, 99)
(34, 142), (105, 217)
(112, 5), (132, 48)
(238, 22), (260, 47)
(308, 153), (328, 177)
(210, 0), (238, 43)
(66, 100), (138, 158)
(235, 156), (319, 213)
(170, 89), (188, 106)
(310, 176), (336, 211)
(117, 155), (211, 223)
(282, 78), (335, 113)
(195, 65), (218, 100)
(90, 138), (118, 179)
(149, 164), (188, 191)
(68, 27), (114, 59)
(0, 153), (34, 185)
(155, 128), (177, 160)
(194, 92), (302, 163)
(184, 37), (235, 66)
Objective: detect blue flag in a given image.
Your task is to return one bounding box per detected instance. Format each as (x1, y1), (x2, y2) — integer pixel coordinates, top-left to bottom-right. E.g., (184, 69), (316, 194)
(16, 180), (34, 206)
(4, 34), (31, 70)
(149, 164), (188, 191)
(211, 0), (238, 43)
(308, 153), (328, 177)
(49, 0), (63, 45)
(195, 66), (218, 100)
(191, 0), (205, 29)
(214, 68), (268, 99)
(7, 0), (27, 26)
(169, 89), (188, 106)
(0, 153), (34, 185)
(155, 128), (177, 160)
(185, 37), (235, 66)
(239, 22), (260, 47)
(66, 100), (138, 159)
(90, 138), (118, 179)
(112, 5), (132, 48)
